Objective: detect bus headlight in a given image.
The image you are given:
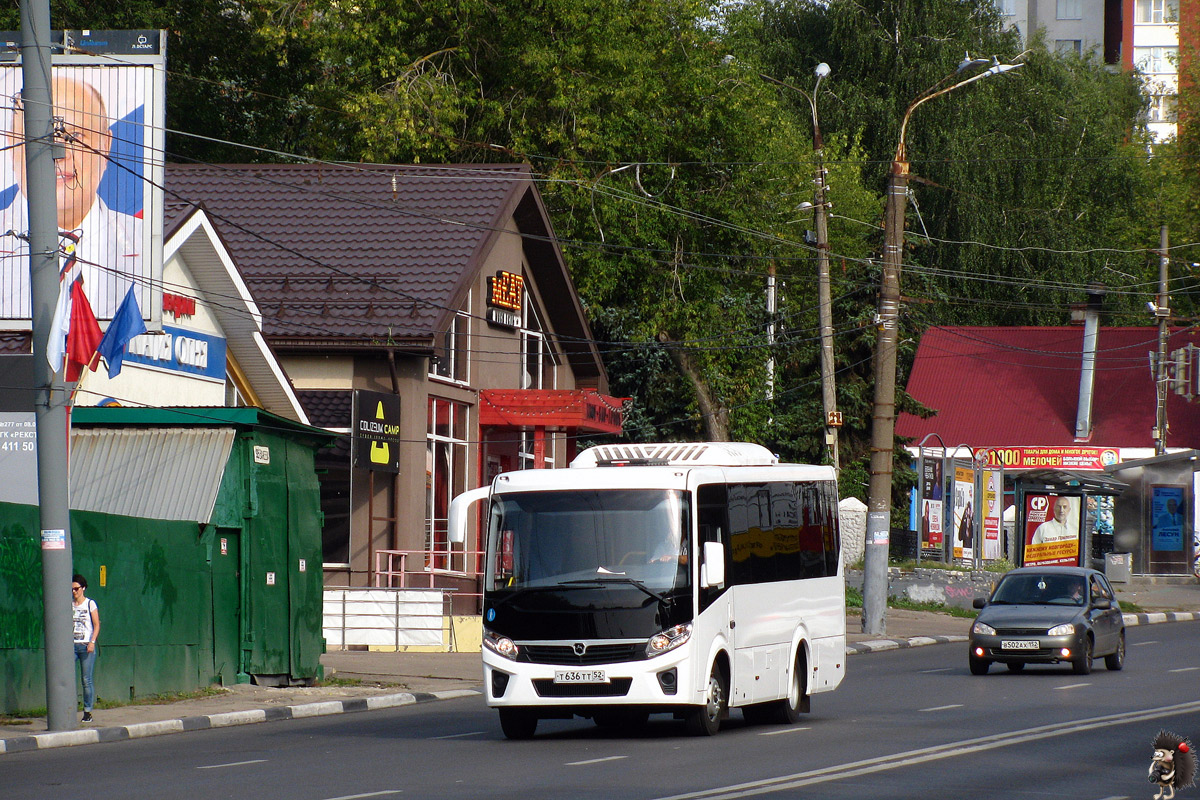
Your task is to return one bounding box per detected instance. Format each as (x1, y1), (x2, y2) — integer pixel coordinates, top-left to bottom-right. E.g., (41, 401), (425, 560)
(646, 623), (692, 657)
(483, 629), (520, 660)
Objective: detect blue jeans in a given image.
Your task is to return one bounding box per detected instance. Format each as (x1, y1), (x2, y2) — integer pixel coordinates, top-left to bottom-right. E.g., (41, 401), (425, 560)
(74, 642), (96, 712)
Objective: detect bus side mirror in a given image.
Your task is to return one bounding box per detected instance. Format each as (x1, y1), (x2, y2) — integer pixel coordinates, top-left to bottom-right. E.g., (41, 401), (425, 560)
(447, 486), (491, 545)
(701, 541), (725, 588)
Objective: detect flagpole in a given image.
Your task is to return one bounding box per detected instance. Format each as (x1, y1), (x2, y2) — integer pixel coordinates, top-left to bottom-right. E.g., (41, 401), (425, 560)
(22, 0), (79, 731)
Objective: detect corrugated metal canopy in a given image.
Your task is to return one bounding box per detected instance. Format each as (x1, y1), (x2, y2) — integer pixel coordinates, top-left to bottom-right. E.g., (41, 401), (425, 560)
(70, 427), (235, 523)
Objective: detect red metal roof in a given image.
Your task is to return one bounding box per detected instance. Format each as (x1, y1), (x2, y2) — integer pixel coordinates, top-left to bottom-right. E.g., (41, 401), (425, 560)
(479, 389), (626, 434)
(896, 326), (1200, 449)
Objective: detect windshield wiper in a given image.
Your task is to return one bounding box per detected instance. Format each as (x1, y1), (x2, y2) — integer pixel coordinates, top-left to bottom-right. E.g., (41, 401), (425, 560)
(562, 577), (666, 603)
(490, 583), (597, 611)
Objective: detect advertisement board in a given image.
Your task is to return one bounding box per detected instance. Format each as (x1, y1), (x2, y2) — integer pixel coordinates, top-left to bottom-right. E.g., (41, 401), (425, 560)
(952, 466), (975, 561)
(1023, 494), (1080, 567)
(352, 389), (401, 473)
(0, 30), (165, 329)
(1150, 485), (1185, 552)
(981, 446), (1119, 472)
(981, 468), (1003, 560)
(921, 458), (943, 552)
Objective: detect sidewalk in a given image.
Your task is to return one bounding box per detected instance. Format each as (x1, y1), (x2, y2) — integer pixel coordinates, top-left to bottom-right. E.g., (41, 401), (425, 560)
(3, 577), (1196, 753)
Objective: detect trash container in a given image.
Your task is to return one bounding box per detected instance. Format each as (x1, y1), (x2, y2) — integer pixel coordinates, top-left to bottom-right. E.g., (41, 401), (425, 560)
(1105, 552), (1131, 583)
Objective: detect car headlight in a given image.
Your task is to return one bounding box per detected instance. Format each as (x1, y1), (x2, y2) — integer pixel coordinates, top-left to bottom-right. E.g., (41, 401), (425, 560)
(646, 623), (692, 657)
(1047, 623), (1075, 637)
(972, 621), (996, 637)
(482, 629), (520, 660)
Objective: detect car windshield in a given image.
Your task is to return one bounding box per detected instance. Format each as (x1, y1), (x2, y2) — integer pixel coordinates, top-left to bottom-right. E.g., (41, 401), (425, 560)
(990, 573), (1086, 606)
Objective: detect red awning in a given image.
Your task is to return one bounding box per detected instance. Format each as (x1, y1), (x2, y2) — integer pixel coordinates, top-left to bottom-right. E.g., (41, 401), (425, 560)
(479, 389), (626, 434)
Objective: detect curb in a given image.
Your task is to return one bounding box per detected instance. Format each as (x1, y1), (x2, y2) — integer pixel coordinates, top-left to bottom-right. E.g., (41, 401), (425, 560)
(846, 635), (968, 654)
(0, 688), (481, 755)
(6, 613), (1199, 755)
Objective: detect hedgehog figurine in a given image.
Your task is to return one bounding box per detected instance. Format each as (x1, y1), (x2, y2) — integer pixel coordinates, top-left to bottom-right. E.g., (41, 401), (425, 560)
(1150, 730), (1197, 800)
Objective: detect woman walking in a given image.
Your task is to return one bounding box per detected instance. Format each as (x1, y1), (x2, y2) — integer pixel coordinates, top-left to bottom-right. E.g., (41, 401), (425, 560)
(72, 574), (100, 723)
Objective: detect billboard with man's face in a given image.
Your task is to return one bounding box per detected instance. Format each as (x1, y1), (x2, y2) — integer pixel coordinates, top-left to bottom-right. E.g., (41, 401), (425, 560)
(1024, 494), (1080, 567)
(0, 32), (164, 328)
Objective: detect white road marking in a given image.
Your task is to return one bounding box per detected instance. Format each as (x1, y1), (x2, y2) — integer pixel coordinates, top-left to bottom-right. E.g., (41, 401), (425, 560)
(648, 699), (1200, 800)
(429, 731), (485, 739)
(196, 759), (267, 770)
(567, 756), (629, 766)
(919, 704), (963, 712)
(1054, 683), (1091, 690)
(1132, 641), (1157, 646)
(321, 792), (403, 800)
(918, 667), (953, 673)
(758, 726), (811, 736)
(1169, 667), (1200, 673)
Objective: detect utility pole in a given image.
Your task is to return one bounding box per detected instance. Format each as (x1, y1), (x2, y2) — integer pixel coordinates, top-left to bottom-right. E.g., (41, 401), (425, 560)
(1154, 223), (1170, 456)
(21, 1), (78, 731)
(861, 55), (1023, 636)
(811, 66), (840, 473)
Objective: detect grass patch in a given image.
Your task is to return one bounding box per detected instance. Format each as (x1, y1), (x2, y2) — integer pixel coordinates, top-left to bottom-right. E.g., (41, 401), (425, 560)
(845, 585), (977, 618)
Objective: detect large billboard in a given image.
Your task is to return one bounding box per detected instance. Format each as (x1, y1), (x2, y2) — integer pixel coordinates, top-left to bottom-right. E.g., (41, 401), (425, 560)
(1023, 494), (1080, 567)
(0, 30), (164, 329)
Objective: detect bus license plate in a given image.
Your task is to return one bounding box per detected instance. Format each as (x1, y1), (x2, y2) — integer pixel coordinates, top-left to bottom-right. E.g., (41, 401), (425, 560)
(554, 669), (609, 684)
(1000, 640), (1039, 650)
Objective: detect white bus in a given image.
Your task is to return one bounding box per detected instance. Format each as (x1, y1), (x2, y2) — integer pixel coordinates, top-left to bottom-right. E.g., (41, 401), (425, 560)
(448, 442), (845, 739)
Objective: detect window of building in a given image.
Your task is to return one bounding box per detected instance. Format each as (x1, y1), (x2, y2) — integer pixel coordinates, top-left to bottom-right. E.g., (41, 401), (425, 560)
(426, 397), (470, 568)
(995, 0), (1016, 16)
(1135, 46), (1178, 74)
(1136, 0), (1179, 23)
(1056, 0), (1081, 19)
(520, 298), (557, 392)
(1149, 94), (1178, 122)
(518, 429), (555, 471)
(430, 294), (471, 384)
(1055, 39), (1082, 55)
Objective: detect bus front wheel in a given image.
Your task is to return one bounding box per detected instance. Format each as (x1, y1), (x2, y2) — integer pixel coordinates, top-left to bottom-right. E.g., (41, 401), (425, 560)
(498, 708), (538, 740)
(685, 663), (728, 736)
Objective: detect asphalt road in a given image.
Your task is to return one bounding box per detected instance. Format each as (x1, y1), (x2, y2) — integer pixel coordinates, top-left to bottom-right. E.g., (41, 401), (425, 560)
(7, 621), (1200, 800)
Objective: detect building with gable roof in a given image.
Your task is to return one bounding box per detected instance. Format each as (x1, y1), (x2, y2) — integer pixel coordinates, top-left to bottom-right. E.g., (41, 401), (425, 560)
(165, 163), (624, 591)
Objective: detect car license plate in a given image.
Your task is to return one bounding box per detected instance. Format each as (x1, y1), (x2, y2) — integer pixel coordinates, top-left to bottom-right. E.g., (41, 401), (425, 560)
(1000, 640), (1039, 650)
(554, 669), (609, 684)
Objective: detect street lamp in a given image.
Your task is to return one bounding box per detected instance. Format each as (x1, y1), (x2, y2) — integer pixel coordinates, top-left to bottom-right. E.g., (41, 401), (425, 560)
(861, 54), (1023, 636)
(761, 63), (840, 472)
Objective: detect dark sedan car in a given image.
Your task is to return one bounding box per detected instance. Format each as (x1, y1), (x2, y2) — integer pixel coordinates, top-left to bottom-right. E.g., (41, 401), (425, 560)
(968, 566), (1125, 675)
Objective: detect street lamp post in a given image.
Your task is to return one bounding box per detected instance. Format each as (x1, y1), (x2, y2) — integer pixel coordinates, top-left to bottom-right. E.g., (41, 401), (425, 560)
(762, 63), (839, 471)
(861, 55), (1022, 635)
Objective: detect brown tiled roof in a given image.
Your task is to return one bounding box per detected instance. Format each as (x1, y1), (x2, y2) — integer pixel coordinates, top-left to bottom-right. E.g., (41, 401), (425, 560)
(165, 163), (536, 347)
(295, 389), (352, 429)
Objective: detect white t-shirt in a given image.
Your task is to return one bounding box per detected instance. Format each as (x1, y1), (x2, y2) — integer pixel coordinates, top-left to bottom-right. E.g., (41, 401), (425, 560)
(1032, 519), (1072, 544)
(73, 597), (97, 644)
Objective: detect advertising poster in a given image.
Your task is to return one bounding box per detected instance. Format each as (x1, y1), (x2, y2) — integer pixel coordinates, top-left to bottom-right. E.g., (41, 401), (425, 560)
(0, 33), (165, 329)
(1023, 494), (1080, 567)
(952, 466), (975, 561)
(921, 459), (943, 552)
(1151, 486), (1185, 552)
(982, 468), (1002, 560)
(981, 446), (1119, 472)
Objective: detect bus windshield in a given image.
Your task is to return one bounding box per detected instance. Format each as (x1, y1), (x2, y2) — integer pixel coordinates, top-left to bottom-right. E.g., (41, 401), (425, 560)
(486, 489), (691, 594)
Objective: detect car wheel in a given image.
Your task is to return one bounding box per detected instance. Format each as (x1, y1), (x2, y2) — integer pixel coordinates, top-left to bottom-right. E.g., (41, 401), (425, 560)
(1006, 662), (1025, 673)
(685, 663), (728, 736)
(969, 655), (991, 675)
(1104, 632), (1125, 671)
(498, 708), (538, 740)
(1072, 637), (1093, 675)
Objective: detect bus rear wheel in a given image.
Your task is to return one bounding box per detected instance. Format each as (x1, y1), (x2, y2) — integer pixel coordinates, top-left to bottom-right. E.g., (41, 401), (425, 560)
(685, 663), (728, 736)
